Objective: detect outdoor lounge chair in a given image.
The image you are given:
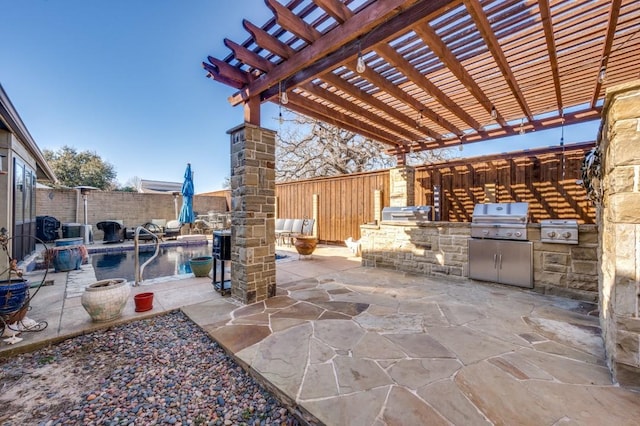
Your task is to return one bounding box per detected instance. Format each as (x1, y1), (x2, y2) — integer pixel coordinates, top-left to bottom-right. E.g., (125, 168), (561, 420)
(164, 220), (182, 238)
(150, 219), (181, 239)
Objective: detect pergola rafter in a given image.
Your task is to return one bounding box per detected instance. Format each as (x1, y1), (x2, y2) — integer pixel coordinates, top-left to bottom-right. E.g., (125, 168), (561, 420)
(203, 0), (640, 157)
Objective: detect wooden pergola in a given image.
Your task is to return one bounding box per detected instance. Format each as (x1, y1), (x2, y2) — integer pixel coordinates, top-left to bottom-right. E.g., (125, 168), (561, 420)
(203, 0), (639, 163)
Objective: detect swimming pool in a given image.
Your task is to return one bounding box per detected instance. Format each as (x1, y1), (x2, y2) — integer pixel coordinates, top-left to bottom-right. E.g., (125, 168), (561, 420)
(90, 244), (290, 282)
(91, 244), (212, 282)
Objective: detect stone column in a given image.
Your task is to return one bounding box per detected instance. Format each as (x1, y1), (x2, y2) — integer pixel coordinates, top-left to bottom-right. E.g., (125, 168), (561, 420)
(228, 123), (276, 304)
(312, 194), (319, 237)
(373, 189), (382, 223)
(389, 166), (415, 207)
(598, 80), (640, 389)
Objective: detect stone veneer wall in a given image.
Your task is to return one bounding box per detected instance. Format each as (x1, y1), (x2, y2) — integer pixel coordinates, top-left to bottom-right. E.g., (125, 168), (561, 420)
(389, 166), (415, 207)
(597, 81), (640, 388)
(360, 222), (599, 301)
(228, 124), (276, 304)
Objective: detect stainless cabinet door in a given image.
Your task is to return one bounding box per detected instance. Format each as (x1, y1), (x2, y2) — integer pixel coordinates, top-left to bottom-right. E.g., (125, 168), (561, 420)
(468, 239), (499, 283)
(497, 241), (533, 288)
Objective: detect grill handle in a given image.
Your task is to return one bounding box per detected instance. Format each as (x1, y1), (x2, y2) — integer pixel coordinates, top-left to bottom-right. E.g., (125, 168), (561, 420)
(493, 253), (497, 269)
(498, 254), (503, 269)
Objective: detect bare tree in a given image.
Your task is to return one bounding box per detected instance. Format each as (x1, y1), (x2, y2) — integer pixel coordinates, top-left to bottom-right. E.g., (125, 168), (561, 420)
(276, 112), (452, 182)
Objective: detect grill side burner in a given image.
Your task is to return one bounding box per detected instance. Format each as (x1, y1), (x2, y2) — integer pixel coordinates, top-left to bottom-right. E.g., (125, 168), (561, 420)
(540, 219), (579, 244)
(470, 202), (529, 241)
(382, 206), (433, 222)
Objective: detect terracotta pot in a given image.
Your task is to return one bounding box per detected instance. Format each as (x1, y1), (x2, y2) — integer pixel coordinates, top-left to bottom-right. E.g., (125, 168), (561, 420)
(294, 236), (318, 256)
(81, 278), (130, 322)
(190, 256), (213, 277)
(134, 292), (154, 312)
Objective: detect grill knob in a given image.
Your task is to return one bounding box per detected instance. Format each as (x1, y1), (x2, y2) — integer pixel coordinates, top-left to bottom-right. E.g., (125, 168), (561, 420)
(506, 232), (513, 237)
(562, 232), (571, 239)
(515, 231), (522, 237)
(547, 231), (556, 238)
(482, 230), (489, 235)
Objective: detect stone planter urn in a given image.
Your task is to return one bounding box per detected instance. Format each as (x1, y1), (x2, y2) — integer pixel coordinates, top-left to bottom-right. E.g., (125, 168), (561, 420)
(189, 256), (213, 277)
(81, 278), (130, 322)
(294, 236), (318, 256)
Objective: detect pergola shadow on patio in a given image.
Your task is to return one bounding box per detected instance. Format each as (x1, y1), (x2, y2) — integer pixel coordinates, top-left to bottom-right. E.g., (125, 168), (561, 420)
(185, 245), (640, 425)
(202, 0), (640, 389)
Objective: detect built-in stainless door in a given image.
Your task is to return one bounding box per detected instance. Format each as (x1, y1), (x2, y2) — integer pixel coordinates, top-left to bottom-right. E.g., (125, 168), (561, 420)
(497, 240), (533, 288)
(468, 239), (498, 283)
(468, 239), (533, 288)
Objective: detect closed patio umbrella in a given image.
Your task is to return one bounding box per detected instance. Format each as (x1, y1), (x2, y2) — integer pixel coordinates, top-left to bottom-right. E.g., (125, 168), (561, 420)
(178, 163), (195, 228)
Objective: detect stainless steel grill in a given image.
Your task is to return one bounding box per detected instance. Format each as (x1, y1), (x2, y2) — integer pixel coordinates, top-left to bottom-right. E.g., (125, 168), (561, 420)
(470, 202), (529, 241)
(469, 202), (533, 288)
(382, 206), (433, 222)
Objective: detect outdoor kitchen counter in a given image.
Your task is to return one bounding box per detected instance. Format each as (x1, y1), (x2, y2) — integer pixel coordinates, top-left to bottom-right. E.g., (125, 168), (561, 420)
(360, 221), (599, 302)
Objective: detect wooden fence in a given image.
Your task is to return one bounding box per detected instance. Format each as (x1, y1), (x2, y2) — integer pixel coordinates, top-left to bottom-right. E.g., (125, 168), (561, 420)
(276, 170), (389, 244)
(415, 142), (595, 224)
(275, 142), (596, 244)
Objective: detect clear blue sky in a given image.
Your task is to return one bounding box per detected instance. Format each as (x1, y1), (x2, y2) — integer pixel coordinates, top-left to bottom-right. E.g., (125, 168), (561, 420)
(1, 1), (598, 193)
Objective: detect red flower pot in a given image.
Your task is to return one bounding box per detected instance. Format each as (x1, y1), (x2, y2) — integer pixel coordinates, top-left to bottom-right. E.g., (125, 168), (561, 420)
(134, 292), (154, 312)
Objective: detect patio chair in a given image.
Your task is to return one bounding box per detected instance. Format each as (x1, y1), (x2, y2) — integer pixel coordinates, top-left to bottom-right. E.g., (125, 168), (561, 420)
(275, 219), (294, 245)
(283, 219), (305, 246)
(301, 218), (315, 236)
(96, 220), (125, 243)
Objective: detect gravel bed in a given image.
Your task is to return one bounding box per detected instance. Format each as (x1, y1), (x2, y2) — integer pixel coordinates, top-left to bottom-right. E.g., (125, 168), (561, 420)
(0, 311), (301, 425)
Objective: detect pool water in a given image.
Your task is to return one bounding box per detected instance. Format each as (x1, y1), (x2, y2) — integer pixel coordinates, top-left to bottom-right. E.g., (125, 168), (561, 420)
(91, 245), (212, 282)
(91, 245), (290, 282)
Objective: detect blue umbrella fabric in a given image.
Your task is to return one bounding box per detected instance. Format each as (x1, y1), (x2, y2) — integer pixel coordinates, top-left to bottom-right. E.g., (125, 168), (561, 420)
(178, 163), (195, 225)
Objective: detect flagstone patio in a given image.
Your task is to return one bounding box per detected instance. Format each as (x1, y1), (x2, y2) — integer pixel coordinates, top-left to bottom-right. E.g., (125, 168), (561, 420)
(3, 244), (640, 425)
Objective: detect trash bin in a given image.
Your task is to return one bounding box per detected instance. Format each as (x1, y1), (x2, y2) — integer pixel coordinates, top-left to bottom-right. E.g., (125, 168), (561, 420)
(62, 223), (82, 238)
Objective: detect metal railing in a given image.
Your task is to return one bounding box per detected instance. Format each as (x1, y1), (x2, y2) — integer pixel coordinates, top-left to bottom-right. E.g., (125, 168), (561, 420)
(133, 226), (161, 286)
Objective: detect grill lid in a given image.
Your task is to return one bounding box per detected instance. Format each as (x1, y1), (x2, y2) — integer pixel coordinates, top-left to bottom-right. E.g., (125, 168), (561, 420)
(382, 206), (432, 221)
(472, 202), (529, 224)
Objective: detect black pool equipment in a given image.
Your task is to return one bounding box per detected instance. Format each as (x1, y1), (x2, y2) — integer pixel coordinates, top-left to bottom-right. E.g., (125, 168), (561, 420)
(212, 230), (231, 296)
(36, 216), (60, 242)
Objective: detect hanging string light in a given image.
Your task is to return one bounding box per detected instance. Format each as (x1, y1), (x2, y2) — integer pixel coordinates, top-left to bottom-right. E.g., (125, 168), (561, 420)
(278, 81), (284, 125)
(519, 118), (525, 135)
(490, 105), (497, 119)
(598, 64), (607, 84)
(280, 81), (289, 105)
(356, 41), (366, 73)
(416, 110), (423, 128)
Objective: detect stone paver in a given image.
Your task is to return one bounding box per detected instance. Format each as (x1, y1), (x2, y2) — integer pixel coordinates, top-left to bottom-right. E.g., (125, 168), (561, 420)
(5, 243), (640, 425)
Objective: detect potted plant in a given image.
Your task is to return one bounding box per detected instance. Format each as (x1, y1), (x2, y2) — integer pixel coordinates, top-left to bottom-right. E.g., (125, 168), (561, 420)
(189, 256), (213, 277)
(81, 278), (130, 322)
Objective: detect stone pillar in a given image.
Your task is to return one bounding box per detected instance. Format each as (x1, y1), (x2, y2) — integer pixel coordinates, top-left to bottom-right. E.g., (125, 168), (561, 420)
(312, 194), (319, 237)
(373, 189), (382, 223)
(389, 166), (415, 207)
(228, 123), (276, 304)
(598, 80), (640, 389)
